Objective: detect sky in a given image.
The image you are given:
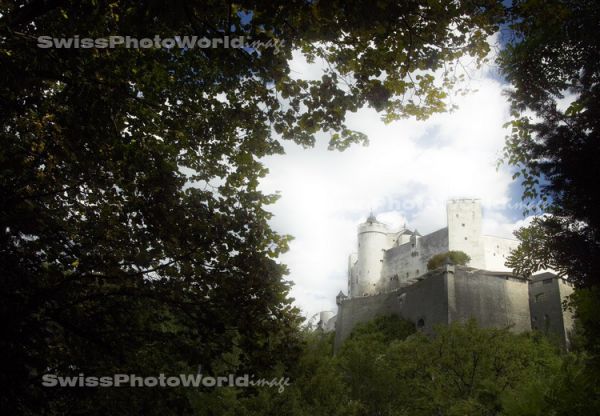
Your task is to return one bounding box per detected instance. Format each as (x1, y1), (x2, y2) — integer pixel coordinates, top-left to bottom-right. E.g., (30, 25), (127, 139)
(258, 42), (533, 322)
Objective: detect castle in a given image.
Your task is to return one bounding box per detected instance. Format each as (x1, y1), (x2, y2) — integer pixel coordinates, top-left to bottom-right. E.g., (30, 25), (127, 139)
(316, 199), (574, 349)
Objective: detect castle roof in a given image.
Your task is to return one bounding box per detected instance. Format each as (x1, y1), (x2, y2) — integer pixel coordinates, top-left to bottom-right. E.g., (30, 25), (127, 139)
(366, 212), (379, 224)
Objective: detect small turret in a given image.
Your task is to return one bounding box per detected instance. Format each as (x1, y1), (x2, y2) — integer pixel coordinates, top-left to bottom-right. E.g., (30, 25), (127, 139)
(336, 291), (347, 305)
(366, 211), (378, 223)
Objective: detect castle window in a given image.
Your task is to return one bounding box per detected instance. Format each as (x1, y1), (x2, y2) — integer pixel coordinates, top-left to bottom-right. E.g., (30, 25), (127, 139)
(464, 237), (468, 240)
(535, 293), (546, 302)
(417, 318), (425, 329)
(461, 223), (465, 227)
(416, 269), (420, 275)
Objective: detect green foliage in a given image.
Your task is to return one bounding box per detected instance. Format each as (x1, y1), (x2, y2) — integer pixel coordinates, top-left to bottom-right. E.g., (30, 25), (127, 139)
(499, 0), (600, 284)
(349, 319), (599, 416)
(566, 289), (600, 369)
(427, 250), (471, 270)
(187, 329), (355, 416)
(0, 0), (506, 413)
(498, 3), (600, 400)
(336, 316), (416, 415)
(270, 318), (579, 416)
(346, 314), (417, 344)
(28, 311), (583, 416)
(5, 0), (599, 414)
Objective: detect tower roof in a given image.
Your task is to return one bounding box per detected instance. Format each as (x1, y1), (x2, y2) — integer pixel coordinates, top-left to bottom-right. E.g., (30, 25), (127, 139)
(366, 211), (378, 223)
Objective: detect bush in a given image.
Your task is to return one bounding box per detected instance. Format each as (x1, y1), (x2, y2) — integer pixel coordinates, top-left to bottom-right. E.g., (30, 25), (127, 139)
(427, 250), (471, 270)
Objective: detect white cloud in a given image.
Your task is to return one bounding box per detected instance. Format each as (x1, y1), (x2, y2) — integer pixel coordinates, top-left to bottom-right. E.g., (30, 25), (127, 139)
(259, 42), (527, 320)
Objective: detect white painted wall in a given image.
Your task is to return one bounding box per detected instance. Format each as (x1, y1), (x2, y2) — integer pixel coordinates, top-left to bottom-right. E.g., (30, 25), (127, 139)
(356, 220), (389, 296)
(447, 199), (485, 268)
(482, 235), (519, 271)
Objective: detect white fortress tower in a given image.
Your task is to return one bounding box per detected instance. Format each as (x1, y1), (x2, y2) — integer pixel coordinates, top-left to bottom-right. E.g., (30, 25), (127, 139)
(447, 199), (485, 268)
(347, 199), (519, 298)
(353, 213), (389, 297)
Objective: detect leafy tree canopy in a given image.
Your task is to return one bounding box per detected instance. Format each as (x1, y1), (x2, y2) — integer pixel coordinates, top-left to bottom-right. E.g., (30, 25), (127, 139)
(336, 320), (582, 416)
(498, 0), (600, 374)
(0, 0), (505, 413)
(500, 0), (600, 285)
(258, 318), (576, 416)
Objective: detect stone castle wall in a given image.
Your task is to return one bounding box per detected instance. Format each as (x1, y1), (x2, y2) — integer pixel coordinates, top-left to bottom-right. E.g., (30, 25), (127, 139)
(335, 266), (533, 350)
